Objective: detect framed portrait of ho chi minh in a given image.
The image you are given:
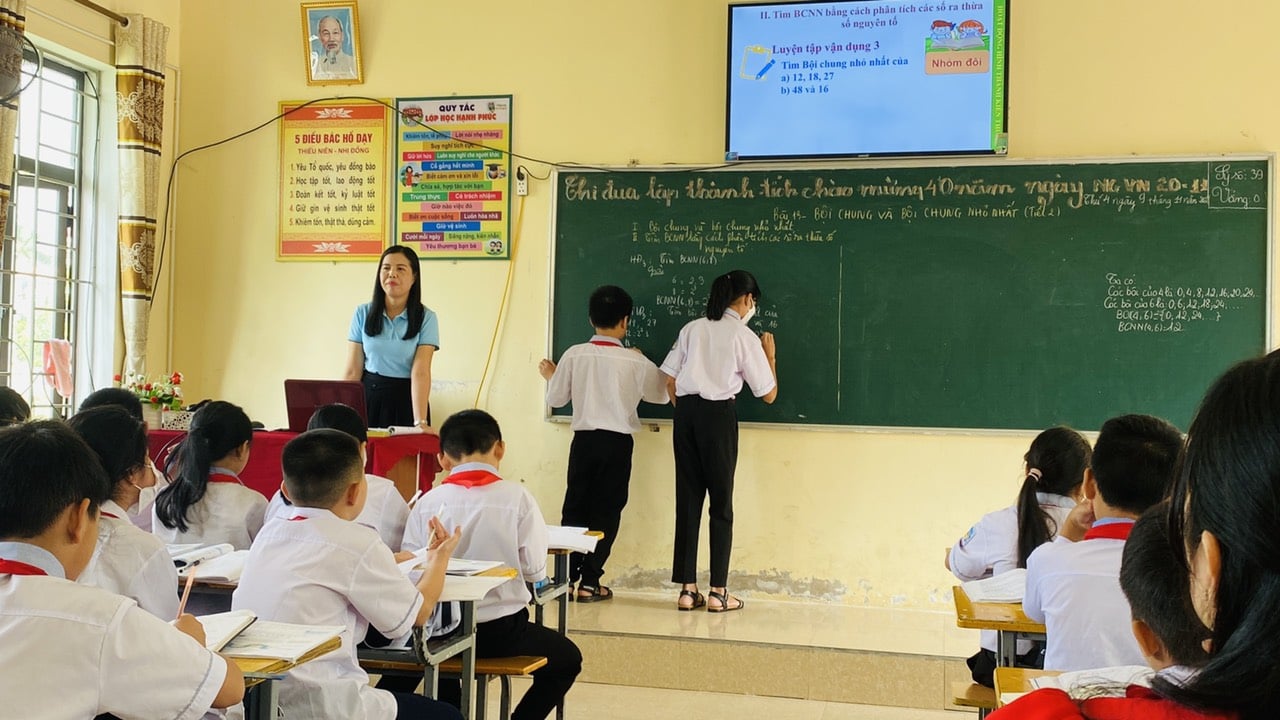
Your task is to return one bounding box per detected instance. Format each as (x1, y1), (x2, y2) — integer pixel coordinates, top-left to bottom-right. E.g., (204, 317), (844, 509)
(302, 1), (364, 85)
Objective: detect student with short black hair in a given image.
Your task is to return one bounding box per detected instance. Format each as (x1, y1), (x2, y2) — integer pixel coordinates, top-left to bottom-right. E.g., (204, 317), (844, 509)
(265, 403), (411, 550)
(0, 387), (29, 427)
(661, 269), (777, 612)
(991, 505), (1216, 718)
(1024, 414), (1183, 671)
(80, 387), (144, 418)
(0, 420), (244, 717)
(153, 400), (266, 549)
(404, 409), (582, 720)
(538, 284), (668, 601)
(68, 406), (178, 618)
(234, 428), (462, 720)
(947, 426), (1090, 686)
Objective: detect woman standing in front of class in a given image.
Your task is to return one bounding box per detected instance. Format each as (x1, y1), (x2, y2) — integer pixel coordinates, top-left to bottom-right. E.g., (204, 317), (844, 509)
(344, 245), (440, 429)
(661, 269), (778, 613)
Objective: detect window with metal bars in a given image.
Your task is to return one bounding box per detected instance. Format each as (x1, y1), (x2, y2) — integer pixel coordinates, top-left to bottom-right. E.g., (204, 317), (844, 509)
(0, 51), (99, 418)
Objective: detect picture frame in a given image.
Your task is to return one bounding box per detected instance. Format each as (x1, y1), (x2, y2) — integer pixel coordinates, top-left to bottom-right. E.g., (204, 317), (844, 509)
(301, 1), (363, 85)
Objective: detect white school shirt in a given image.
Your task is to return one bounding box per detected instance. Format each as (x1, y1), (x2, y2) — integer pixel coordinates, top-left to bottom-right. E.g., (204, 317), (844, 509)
(1023, 518), (1145, 671)
(0, 541), (227, 720)
(153, 470), (268, 550)
(266, 474), (410, 551)
(403, 462), (549, 623)
(232, 506), (424, 720)
(79, 498), (180, 619)
(950, 493), (1077, 652)
(545, 335), (669, 433)
(660, 309), (775, 401)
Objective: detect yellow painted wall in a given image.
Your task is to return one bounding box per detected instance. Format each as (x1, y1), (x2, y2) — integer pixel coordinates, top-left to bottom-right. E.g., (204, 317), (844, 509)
(168, 0), (1280, 623)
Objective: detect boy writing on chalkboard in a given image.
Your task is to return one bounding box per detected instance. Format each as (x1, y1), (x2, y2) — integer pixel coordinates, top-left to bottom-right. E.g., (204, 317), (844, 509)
(537, 285), (669, 601)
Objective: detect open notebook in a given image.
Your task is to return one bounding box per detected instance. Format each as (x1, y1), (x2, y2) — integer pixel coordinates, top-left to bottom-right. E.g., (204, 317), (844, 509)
(217, 618), (344, 663)
(196, 610), (258, 652)
(178, 550), (249, 583)
(547, 525), (599, 553)
(961, 568), (1027, 603)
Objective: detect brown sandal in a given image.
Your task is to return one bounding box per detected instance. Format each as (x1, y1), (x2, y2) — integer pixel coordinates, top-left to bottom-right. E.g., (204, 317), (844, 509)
(677, 589), (706, 611)
(707, 590), (745, 613)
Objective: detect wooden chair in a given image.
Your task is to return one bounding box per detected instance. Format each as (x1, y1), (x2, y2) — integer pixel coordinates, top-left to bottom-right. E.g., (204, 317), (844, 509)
(360, 654), (548, 720)
(952, 681), (997, 718)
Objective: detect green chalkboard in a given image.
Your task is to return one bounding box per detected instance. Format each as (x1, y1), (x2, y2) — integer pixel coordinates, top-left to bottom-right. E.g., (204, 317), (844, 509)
(550, 157), (1270, 430)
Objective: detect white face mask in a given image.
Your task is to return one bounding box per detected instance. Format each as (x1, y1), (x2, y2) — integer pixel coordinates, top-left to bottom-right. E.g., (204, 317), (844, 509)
(741, 305), (757, 325)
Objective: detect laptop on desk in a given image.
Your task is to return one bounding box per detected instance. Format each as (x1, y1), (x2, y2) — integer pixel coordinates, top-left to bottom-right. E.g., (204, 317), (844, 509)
(283, 379), (367, 433)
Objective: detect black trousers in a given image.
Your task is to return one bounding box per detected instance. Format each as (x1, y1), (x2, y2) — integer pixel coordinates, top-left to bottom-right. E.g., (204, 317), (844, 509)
(671, 396), (738, 588)
(437, 608), (582, 720)
(391, 691), (463, 720)
(561, 430), (634, 587)
(362, 371), (430, 427)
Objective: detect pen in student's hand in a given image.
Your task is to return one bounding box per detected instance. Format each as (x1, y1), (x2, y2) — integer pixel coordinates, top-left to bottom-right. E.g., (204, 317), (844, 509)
(176, 562), (199, 619)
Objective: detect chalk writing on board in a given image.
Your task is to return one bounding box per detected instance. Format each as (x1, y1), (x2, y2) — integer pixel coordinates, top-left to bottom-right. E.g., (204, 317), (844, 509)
(1104, 273), (1260, 334)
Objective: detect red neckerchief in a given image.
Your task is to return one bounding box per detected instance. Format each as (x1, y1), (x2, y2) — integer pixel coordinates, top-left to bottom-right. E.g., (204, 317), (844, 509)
(0, 559), (48, 576)
(288, 515), (308, 521)
(442, 469), (503, 488)
(1083, 519), (1135, 541)
(590, 340), (621, 347)
(100, 511), (120, 519)
(208, 473), (242, 485)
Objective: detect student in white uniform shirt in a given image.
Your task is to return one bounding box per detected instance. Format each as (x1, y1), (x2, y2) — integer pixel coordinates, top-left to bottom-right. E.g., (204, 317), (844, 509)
(404, 410), (582, 720)
(993, 502), (1211, 717)
(79, 386), (170, 532)
(660, 269), (777, 613)
(0, 420), (244, 718)
(1023, 414), (1182, 672)
(154, 401), (267, 550)
(233, 429), (462, 720)
(946, 425), (1091, 686)
(538, 285), (668, 602)
(68, 406), (179, 618)
(265, 403), (410, 550)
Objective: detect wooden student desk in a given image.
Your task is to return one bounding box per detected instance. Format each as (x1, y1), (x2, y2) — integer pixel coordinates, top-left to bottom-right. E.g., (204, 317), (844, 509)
(149, 429), (442, 501)
(357, 567), (517, 720)
(953, 585), (1047, 667)
(994, 667), (1060, 707)
(234, 634), (343, 720)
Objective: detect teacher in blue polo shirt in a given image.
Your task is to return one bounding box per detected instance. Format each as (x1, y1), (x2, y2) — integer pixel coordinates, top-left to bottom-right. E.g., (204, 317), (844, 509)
(344, 245), (439, 429)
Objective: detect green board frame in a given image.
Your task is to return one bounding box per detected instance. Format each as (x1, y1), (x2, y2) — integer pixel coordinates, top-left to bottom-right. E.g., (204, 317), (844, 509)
(549, 156), (1271, 431)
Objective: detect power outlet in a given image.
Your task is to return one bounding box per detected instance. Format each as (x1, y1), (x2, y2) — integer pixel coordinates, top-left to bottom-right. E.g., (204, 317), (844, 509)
(515, 167), (529, 196)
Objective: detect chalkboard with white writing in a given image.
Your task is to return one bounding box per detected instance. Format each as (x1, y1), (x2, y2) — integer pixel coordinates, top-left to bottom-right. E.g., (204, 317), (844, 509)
(550, 157), (1269, 430)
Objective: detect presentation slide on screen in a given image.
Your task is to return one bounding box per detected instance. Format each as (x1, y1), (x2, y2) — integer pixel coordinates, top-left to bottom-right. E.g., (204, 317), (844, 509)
(727, 1), (1004, 158)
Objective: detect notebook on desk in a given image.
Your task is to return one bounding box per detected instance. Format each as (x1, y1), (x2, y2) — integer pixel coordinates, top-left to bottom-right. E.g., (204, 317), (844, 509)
(284, 379), (367, 433)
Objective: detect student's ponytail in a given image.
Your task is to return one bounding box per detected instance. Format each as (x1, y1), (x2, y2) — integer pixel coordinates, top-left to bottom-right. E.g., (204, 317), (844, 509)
(704, 269), (762, 320)
(1015, 426), (1091, 567)
(155, 401), (253, 532)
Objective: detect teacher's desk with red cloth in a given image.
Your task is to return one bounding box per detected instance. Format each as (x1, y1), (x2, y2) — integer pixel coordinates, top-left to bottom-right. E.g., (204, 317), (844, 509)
(148, 429), (441, 501)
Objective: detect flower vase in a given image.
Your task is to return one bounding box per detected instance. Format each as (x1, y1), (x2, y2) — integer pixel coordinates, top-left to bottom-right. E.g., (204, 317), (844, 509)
(141, 403), (163, 428)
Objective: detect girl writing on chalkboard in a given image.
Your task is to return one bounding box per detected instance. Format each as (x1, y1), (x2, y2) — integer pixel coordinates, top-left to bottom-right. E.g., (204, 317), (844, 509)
(660, 269), (777, 613)
(946, 426), (1091, 686)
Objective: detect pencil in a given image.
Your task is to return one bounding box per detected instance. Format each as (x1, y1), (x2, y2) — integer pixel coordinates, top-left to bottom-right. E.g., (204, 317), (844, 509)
(176, 563), (199, 618)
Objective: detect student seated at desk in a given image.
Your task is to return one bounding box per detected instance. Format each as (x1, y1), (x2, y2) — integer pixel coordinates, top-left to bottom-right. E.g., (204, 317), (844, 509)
(233, 429), (462, 720)
(947, 426), (1091, 686)
(991, 503), (1215, 718)
(0, 420), (244, 718)
(80, 386), (169, 532)
(265, 403), (410, 551)
(153, 401), (267, 550)
(68, 406), (179, 619)
(1023, 414), (1182, 671)
(404, 410), (582, 720)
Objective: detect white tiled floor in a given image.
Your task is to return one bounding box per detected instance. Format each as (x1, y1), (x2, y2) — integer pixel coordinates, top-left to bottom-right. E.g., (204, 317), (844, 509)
(567, 591), (977, 658)
(497, 679), (961, 720)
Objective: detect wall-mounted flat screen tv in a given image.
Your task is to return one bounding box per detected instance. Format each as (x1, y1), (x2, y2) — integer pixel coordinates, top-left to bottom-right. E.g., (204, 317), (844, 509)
(726, 0), (1008, 160)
